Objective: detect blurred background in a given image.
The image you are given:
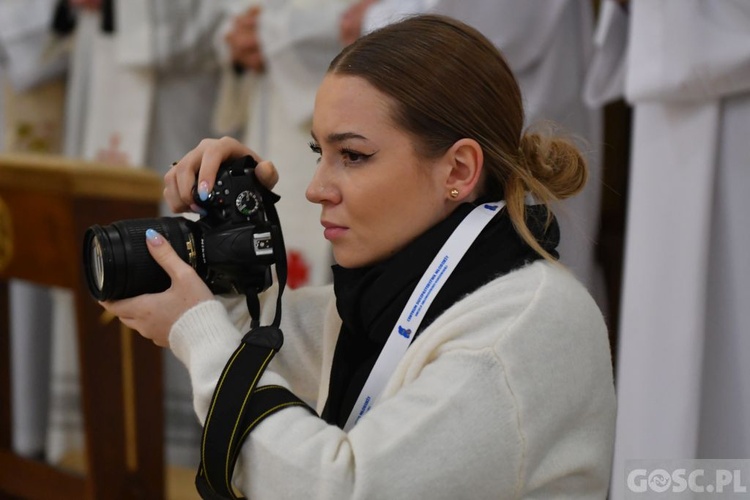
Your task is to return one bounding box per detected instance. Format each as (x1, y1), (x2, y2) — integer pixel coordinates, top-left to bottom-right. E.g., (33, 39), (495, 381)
(1, 1), (747, 498)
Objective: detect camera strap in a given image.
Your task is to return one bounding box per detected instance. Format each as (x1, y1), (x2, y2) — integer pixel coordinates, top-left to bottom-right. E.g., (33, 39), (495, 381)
(195, 189), (315, 500)
(194, 329), (314, 500)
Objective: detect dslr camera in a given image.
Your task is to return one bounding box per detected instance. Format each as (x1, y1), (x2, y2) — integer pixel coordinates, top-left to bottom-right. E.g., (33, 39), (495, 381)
(83, 156), (281, 301)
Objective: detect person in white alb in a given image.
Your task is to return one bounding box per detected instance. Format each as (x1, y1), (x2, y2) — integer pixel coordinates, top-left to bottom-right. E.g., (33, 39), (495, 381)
(213, 0), (356, 288)
(584, 1), (750, 497)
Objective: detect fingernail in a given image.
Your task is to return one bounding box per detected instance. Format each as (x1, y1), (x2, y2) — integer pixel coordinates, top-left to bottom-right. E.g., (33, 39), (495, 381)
(198, 181), (209, 201)
(145, 228), (164, 246)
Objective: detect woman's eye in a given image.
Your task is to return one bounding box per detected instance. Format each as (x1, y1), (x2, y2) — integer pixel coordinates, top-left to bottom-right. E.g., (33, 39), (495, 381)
(309, 142), (375, 166)
(308, 142), (322, 163)
(341, 148), (373, 165)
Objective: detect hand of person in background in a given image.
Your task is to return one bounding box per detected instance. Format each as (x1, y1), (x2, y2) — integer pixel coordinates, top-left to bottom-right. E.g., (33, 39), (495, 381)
(225, 6), (266, 73)
(339, 0), (378, 46)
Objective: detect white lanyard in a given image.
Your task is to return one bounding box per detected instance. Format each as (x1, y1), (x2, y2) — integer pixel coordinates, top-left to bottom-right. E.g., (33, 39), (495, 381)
(343, 200), (507, 431)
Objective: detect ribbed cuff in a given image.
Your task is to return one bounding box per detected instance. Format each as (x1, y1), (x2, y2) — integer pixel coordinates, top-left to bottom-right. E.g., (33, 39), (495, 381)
(169, 300), (243, 368)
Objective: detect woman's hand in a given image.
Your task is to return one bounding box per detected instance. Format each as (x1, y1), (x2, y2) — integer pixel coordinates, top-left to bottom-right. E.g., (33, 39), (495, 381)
(103, 136), (279, 345)
(99, 229), (213, 347)
(164, 136), (279, 215)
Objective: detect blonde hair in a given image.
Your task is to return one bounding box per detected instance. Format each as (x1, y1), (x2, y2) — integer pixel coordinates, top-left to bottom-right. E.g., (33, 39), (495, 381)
(501, 128), (587, 261)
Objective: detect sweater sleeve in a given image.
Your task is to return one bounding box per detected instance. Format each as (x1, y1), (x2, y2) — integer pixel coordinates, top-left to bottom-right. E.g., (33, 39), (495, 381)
(492, 265), (616, 498)
(169, 300), (246, 422)
(171, 284), (335, 414)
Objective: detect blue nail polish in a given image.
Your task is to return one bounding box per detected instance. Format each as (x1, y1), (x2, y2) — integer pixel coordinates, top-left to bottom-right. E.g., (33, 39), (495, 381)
(198, 181), (209, 201)
(146, 228), (164, 246)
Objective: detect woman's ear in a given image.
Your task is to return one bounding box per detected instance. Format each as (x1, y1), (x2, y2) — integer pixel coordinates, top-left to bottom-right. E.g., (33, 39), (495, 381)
(445, 138), (483, 202)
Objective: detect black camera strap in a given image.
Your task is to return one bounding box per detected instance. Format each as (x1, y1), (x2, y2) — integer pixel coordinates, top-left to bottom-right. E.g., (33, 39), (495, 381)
(194, 331), (313, 500)
(195, 188), (315, 500)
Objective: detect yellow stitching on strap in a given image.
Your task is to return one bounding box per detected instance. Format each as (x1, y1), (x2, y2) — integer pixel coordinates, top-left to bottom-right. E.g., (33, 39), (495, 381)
(224, 349), (275, 496)
(201, 343), (246, 492)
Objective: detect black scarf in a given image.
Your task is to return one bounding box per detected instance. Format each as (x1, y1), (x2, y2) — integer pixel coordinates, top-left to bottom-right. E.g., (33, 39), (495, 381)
(320, 201), (560, 428)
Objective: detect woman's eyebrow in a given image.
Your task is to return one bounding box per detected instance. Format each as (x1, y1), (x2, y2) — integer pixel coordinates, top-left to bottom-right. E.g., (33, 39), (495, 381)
(327, 132), (367, 143)
(311, 130), (368, 144)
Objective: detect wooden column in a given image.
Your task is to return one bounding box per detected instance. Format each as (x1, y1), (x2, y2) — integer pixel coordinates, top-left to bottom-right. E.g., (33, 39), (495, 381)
(0, 153), (165, 500)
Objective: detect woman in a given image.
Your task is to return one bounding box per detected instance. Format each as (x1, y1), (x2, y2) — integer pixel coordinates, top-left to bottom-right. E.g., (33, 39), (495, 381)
(103, 15), (616, 499)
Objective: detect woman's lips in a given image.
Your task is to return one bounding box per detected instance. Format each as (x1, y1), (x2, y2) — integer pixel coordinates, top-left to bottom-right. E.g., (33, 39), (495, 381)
(321, 221), (347, 240)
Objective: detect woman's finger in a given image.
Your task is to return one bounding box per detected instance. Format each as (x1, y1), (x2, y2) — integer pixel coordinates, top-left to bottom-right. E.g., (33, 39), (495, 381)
(255, 160), (278, 190)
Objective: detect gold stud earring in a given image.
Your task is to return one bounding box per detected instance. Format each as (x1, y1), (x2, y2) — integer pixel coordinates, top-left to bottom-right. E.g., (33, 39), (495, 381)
(449, 188), (459, 199)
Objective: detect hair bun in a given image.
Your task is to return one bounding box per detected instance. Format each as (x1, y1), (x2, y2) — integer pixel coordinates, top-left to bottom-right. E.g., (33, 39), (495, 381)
(519, 132), (588, 201)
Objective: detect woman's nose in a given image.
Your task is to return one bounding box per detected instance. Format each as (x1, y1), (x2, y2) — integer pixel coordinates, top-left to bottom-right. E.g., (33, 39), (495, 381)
(305, 164), (337, 204)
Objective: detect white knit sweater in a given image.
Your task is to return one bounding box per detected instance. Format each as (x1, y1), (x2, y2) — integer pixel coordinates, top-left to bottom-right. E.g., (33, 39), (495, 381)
(170, 260), (616, 499)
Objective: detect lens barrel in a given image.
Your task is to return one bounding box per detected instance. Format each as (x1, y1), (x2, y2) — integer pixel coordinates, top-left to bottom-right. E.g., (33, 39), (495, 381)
(83, 217), (201, 301)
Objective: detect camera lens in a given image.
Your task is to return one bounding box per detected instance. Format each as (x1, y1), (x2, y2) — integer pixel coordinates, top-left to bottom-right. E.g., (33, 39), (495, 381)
(83, 217), (202, 301)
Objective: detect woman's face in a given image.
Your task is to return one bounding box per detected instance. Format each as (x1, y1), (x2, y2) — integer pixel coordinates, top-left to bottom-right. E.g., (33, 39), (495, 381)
(306, 74), (453, 268)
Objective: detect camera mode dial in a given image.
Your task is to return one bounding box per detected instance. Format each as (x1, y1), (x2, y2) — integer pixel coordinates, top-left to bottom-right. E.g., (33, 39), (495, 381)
(235, 190), (260, 217)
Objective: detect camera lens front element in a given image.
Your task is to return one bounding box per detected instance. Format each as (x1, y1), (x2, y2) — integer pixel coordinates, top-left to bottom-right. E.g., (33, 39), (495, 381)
(89, 235), (105, 292)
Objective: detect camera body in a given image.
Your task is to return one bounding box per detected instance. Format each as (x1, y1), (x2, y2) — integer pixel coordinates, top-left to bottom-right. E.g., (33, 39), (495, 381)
(83, 156), (280, 301)
(191, 155), (278, 295)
